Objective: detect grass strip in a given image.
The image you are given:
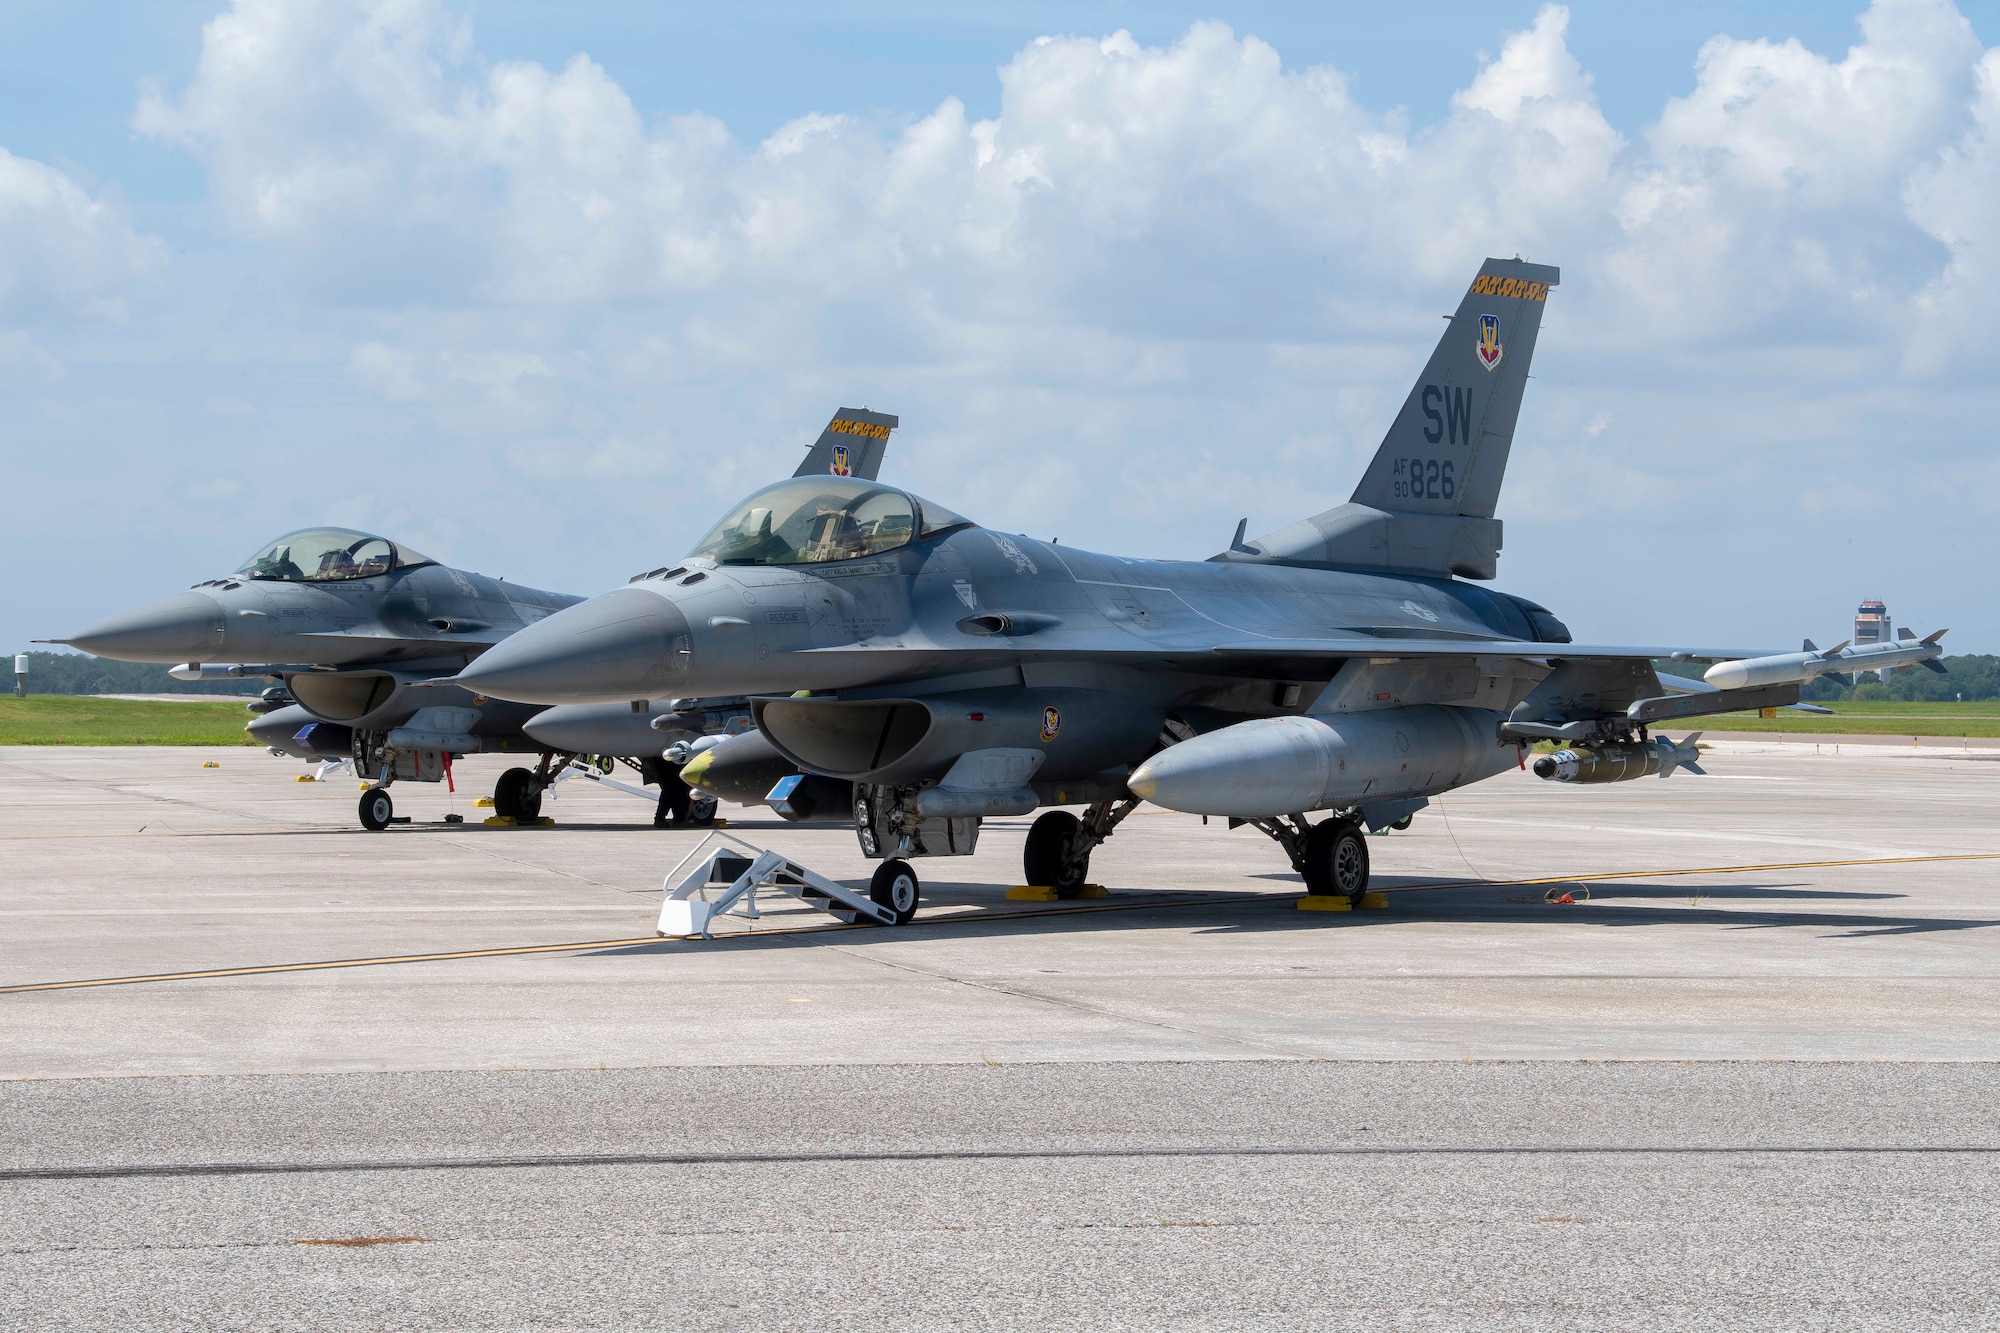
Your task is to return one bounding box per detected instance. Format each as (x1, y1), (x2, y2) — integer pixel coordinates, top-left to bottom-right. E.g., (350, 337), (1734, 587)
(0, 696), (258, 746)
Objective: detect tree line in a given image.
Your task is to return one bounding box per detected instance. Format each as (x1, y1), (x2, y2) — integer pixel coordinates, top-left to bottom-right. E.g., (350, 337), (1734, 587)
(7, 652), (265, 696)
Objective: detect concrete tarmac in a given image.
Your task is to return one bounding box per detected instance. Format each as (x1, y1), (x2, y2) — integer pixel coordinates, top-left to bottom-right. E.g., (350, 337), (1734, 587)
(4, 741), (1999, 1328)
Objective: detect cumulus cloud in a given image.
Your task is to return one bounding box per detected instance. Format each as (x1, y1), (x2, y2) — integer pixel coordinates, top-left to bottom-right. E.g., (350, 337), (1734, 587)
(0, 148), (159, 323)
(123, 0), (2000, 628)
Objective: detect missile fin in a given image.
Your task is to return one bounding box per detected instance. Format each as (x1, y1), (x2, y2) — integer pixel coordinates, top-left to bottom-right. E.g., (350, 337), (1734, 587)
(1802, 639), (1817, 653)
(1921, 658), (1949, 675)
(1820, 640), (1851, 658)
(1897, 627), (1916, 641)
(1922, 627), (1949, 645)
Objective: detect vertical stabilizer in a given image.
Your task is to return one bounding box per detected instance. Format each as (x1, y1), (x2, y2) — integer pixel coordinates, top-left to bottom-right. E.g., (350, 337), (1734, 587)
(1348, 259), (1557, 520)
(1233, 258), (1558, 579)
(795, 407), (898, 481)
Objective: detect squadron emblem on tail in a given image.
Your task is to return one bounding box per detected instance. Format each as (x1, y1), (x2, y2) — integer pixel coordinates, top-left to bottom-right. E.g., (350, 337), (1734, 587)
(1476, 313), (1503, 370)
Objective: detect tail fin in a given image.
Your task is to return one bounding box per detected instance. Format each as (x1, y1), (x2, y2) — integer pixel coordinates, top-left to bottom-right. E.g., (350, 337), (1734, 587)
(795, 407), (898, 481)
(1236, 257), (1558, 579)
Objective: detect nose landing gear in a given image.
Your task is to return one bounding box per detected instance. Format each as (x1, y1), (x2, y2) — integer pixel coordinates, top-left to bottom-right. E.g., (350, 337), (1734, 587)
(358, 785), (394, 831)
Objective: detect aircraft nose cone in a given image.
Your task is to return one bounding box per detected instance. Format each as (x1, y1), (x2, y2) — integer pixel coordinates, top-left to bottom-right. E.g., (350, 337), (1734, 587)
(63, 592), (226, 663)
(456, 587), (692, 705)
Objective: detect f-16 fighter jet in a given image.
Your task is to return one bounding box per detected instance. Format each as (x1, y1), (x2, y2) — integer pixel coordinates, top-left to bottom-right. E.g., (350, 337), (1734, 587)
(452, 259), (1853, 913)
(46, 408), (899, 830)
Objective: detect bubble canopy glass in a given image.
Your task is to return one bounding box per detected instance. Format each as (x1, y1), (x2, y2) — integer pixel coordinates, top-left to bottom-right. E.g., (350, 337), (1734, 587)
(686, 477), (972, 567)
(233, 528), (434, 583)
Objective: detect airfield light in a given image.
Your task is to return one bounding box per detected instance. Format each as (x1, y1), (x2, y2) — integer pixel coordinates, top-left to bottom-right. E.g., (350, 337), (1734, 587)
(14, 654), (26, 697)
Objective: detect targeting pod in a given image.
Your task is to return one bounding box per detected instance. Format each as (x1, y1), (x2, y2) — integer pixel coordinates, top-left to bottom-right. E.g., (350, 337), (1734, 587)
(1532, 734), (1705, 784)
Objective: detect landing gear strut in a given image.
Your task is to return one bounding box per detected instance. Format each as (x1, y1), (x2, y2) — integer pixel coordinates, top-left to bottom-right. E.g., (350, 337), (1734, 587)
(1021, 798), (1138, 897)
(1242, 812), (1371, 901)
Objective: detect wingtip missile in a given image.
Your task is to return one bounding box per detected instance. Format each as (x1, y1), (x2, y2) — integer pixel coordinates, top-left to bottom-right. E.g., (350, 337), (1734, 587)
(1703, 632), (1948, 691)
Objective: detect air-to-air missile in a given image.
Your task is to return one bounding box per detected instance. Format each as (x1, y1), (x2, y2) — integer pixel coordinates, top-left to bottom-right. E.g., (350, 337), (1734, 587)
(1703, 629), (1948, 690)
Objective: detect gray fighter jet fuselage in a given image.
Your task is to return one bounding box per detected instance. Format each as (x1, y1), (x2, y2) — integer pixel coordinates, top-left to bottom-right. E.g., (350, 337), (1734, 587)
(50, 406), (904, 829)
(456, 259), (1835, 909)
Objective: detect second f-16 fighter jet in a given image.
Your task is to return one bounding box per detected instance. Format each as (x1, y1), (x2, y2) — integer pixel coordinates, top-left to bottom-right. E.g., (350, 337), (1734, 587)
(453, 258), (1867, 912)
(49, 408), (900, 829)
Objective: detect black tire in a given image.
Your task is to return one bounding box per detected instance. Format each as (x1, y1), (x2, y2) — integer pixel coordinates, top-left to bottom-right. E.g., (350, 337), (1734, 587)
(1023, 810), (1089, 898)
(1302, 819), (1369, 902)
(687, 793), (718, 827)
(868, 858), (920, 925)
(494, 767), (542, 821)
(493, 767), (529, 820)
(358, 786), (394, 831)
(1391, 814), (1414, 831)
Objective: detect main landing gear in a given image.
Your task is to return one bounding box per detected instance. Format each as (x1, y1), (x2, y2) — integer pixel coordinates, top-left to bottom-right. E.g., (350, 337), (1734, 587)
(1239, 813), (1373, 904)
(1021, 799), (1139, 897)
(493, 766), (545, 822)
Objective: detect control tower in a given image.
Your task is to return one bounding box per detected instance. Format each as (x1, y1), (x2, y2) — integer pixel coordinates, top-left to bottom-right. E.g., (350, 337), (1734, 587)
(1855, 600), (1891, 681)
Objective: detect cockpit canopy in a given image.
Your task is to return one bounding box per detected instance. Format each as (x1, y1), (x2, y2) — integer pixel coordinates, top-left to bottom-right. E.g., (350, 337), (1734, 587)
(686, 477), (971, 567)
(234, 528), (435, 583)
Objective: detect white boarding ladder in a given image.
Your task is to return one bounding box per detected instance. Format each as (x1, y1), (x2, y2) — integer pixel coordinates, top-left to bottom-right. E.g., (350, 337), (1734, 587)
(659, 829), (895, 938)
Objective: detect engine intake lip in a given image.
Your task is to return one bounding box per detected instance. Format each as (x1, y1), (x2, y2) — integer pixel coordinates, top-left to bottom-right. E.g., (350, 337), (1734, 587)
(752, 697), (940, 783)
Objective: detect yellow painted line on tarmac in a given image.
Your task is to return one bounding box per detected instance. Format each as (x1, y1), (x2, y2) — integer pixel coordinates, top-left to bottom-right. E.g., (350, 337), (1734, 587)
(5, 851), (1996, 996)
(1395, 850), (2000, 893)
(0, 893), (1272, 995)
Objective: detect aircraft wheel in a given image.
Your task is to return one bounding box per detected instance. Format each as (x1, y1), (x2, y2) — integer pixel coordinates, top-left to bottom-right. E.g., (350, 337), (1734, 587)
(1391, 814), (1415, 831)
(1302, 819), (1369, 903)
(687, 793), (719, 827)
(1023, 810), (1090, 898)
(492, 768), (527, 819)
(494, 767), (540, 821)
(358, 786), (394, 832)
(869, 858), (920, 925)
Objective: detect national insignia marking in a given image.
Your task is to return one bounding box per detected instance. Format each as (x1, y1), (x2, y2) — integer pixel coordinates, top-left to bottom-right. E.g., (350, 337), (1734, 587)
(1475, 313), (1503, 371)
(1040, 705), (1062, 742)
(829, 443), (852, 476)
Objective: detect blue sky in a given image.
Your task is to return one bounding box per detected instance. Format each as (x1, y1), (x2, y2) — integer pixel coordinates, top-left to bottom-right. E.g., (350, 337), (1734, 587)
(5, 0), (1999, 653)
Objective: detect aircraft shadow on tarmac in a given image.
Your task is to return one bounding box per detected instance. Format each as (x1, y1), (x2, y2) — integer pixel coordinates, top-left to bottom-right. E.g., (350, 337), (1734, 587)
(570, 873), (2000, 960)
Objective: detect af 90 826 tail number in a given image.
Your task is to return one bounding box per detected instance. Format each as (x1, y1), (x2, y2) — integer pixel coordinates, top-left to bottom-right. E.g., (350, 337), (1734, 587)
(1393, 457), (1455, 501)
